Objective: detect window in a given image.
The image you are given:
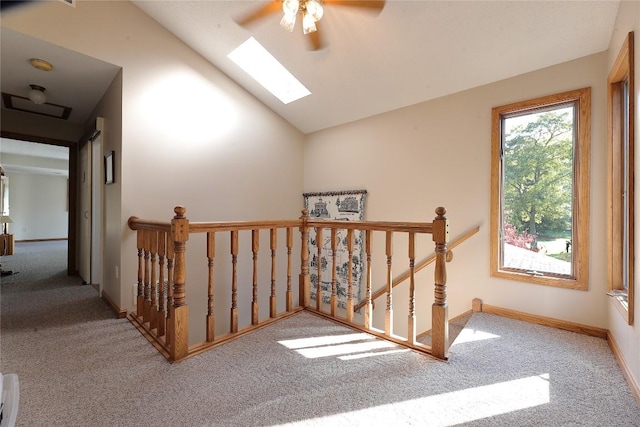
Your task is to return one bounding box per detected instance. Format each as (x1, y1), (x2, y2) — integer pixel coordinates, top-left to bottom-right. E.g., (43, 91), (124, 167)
(491, 88), (591, 289)
(607, 32), (634, 325)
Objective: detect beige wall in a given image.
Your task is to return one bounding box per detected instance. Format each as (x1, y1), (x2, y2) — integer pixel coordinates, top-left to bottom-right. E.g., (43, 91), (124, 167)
(4, 170), (68, 241)
(2, 0), (306, 327)
(88, 72), (123, 305)
(606, 0), (640, 399)
(305, 52), (608, 335)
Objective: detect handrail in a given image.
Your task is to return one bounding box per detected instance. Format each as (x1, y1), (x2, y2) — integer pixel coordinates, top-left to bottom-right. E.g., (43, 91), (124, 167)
(128, 216), (172, 232)
(307, 219), (434, 233)
(354, 225), (480, 312)
(189, 219), (300, 233)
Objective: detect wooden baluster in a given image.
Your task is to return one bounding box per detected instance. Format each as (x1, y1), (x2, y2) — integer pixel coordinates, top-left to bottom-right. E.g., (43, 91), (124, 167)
(346, 228), (355, 322)
(136, 230), (144, 317)
(364, 229), (373, 329)
(299, 209), (310, 307)
(143, 230), (151, 324)
(385, 231), (393, 336)
(230, 229), (239, 333)
(150, 230), (158, 330)
(270, 228), (277, 318)
(286, 227), (293, 311)
(166, 235), (175, 346)
(408, 232), (416, 345)
(157, 231), (166, 338)
(316, 227), (323, 311)
(432, 207), (449, 359)
(252, 229), (259, 325)
(170, 206), (190, 362)
(206, 231), (215, 342)
(330, 228), (338, 316)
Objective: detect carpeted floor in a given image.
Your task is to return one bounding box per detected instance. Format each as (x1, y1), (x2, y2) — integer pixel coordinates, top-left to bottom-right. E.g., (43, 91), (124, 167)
(1, 241), (639, 426)
(0, 240), (69, 285)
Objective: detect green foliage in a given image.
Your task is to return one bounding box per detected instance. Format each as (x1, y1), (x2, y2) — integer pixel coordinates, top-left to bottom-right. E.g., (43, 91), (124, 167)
(503, 109), (574, 239)
(548, 252), (572, 262)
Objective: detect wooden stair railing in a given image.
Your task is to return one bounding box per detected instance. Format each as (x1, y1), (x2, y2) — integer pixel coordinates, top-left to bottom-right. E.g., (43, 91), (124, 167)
(354, 225), (480, 313)
(128, 207), (302, 362)
(301, 207), (450, 359)
(128, 205), (452, 362)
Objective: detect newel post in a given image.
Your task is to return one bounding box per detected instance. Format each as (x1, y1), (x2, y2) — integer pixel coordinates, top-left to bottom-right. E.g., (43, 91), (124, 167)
(432, 207), (449, 359)
(170, 206), (190, 361)
(299, 209), (311, 307)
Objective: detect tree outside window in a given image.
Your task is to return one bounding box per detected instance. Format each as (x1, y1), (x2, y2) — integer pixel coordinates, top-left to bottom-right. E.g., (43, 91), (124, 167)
(491, 88), (590, 290)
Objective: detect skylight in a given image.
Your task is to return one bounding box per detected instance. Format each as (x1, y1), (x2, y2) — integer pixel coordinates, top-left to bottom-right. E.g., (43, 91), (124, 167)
(228, 37), (311, 104)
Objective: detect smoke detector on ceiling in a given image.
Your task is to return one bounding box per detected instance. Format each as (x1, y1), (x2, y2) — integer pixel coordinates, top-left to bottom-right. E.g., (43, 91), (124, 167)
(29, 58), (54, 72)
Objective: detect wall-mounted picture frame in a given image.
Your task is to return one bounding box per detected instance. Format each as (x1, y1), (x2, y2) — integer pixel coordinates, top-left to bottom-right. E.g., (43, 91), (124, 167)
(104, 151), (114, 185)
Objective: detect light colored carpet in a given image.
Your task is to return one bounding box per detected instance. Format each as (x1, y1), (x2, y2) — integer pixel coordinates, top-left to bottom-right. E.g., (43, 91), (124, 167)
(0, 240), (69, 285)
(1, 242), (639, 426)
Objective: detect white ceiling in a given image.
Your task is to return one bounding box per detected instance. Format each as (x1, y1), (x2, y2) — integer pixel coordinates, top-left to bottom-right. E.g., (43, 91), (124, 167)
(0, 27), (121, 125)
(0, 138), (69, 177)
(0, 0), (621, 138)
(132, 0), (621, 134)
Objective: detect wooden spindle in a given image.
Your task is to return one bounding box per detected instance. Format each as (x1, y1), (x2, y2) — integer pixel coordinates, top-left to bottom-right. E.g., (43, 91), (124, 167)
(299, 209), (310, 307)
(364, 229), (373, 329)
(431, 207), (449, 359)
(170, 206), (189, 361)
(143, 229), (151, 324)
(316, 227), (323, 311)
(166, 234), (175, 346)
(136, 230), (144, 316)
(157, 231), (166, 337)
(408, 232), (416, 345)
(286, 227), (293, 311)
(346, 228), (354, 322)
(270, 228), (277, 318)
(149, 231), (159, 330)
(385, 231), (393, 336)
(330, 228), (338, 316)
(230, 229), (239, 333)
(252, 229), (259, 325)
(206, 231), (215, 342)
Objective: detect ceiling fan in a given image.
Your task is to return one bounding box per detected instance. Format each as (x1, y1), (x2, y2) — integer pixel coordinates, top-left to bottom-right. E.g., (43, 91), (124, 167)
(235, 0), (386, 51)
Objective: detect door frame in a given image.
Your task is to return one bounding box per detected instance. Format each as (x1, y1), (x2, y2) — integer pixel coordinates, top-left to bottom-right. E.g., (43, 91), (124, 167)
(1, 130), (79, 275)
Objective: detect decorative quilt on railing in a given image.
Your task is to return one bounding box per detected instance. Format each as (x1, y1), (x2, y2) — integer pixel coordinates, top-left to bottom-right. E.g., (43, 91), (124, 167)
(303, 190), (367, 309)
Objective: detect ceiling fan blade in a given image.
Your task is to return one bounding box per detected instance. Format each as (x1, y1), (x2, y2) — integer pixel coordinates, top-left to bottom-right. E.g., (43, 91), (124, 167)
(323, 0), (386, 12)
(307, 27), (326, 51)
(235, 1), (282, 27)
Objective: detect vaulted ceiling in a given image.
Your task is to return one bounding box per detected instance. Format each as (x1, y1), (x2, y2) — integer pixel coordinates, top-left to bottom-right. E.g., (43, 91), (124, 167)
(1, 0), (621, 137)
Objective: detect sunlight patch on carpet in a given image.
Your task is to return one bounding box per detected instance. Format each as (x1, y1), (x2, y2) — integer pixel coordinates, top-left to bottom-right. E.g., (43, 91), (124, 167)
(280, 373), (550, 426)
(279, 333), (371, 350)
(279, 332), (401, 359)
(338, 348), (410, 361)
(453, 327), (501, 344)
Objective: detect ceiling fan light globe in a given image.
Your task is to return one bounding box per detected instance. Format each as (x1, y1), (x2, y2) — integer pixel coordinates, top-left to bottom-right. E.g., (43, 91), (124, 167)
(280, 13), (297, 32)
(302, 12), (317, 34)
(306, 0), (323, 21)
(282, 0), (299, 15)
(28, 85), (47, 105)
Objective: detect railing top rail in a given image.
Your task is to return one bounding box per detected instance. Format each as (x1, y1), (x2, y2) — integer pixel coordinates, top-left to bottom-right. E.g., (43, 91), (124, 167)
(129, 215), (436, 235)
(189, 219), (301, 233)
(306, 219), (434, 234)
(128, 216), (172, 232)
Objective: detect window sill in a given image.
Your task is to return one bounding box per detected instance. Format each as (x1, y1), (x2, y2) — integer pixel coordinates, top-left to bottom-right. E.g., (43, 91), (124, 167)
(492, 269), (587, 290)
(608, 290), (631, 325)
